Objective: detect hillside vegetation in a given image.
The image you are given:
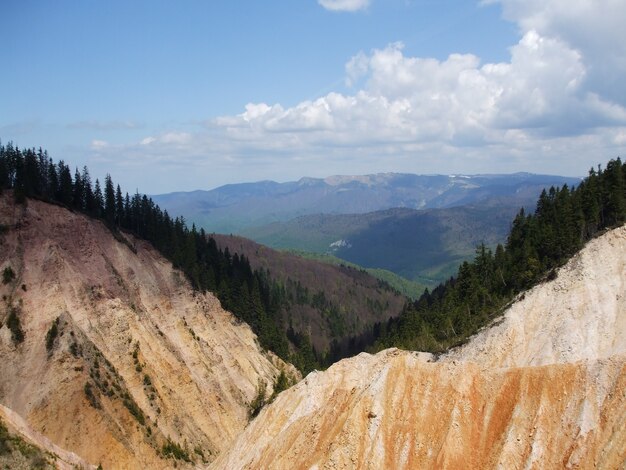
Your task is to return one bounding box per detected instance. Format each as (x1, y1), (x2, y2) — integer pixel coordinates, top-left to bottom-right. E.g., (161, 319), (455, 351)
(371, 159), (626, 353)
(212, 234), (406, 356)
(0, 142), (401, 373)
(283, 250), (427, 299)
(244, 205), (518, 284)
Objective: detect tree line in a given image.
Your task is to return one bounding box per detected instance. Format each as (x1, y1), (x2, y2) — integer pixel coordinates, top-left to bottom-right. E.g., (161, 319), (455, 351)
(2, 141), (623, 369)
(370, 158), (626, 352)
(0, 142), (322, 370)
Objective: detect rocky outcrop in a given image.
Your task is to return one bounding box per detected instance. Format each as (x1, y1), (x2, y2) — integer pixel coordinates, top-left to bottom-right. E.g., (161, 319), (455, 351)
(213, 226), (626, 469)
(0, 194), (294, 469)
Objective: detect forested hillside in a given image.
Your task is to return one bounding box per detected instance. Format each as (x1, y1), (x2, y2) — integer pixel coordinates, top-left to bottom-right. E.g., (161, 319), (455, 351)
(371, 159), (626, 352)
(212, 234), (406, 354)
(244, 205), (518, 284)
(0, 142), (323, 372)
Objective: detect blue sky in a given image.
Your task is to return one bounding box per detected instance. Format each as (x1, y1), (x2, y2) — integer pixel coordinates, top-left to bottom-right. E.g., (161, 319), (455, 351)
(1, 0), (625, 194)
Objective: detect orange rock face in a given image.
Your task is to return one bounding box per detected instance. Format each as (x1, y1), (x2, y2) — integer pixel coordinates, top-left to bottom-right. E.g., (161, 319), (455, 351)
(213, 226), (626, 470)
(0, 194), (293, 469)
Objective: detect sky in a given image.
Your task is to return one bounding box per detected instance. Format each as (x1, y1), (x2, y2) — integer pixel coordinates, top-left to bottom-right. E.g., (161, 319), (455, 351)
(1, 0), (625, 194)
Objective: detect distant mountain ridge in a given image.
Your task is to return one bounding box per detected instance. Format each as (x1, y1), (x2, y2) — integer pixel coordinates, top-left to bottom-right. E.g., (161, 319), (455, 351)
(152, 172), (581, 233)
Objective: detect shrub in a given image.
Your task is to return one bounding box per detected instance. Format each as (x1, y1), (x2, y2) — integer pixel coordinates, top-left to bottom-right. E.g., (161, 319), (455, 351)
(248, 379), (267, 418)
(161, 438), (191, 462)
(123, 397), (145, 425)
(7, 308), (24, 344)
(2, 266), (15, 284)
(271, 370), (291, 400)
(84, 382), (100, 409)
(0, 418), (10, 455)
(45, 317), (60, 352)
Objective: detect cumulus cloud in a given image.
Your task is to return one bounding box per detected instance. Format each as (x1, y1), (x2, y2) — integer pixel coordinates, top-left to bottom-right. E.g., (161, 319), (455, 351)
(215, 31), (626, 148)
(90, 0), (626, 192)
(484, 0), (626, 106)
(318, 0), (370, 12)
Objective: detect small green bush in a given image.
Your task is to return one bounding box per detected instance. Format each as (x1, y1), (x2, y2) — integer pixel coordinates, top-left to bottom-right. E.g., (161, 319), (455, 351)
(45, 317), (60, 352)
(7, 308), (24, 344)
(2, 266), (15, 284)
(248, 379), (267, 418)
(162, 438), (191, 462)
(271, 370), (291, 400)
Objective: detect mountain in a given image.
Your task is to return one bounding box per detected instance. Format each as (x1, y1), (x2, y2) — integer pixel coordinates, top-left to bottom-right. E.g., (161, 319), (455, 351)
(152, 172), (581, 234)
(0, 193), (296, 469)
(211, 234), (407, 355)
(243, 205), (519, 284)
(280, 250), (427, 299)
(212, 224), (626, 469)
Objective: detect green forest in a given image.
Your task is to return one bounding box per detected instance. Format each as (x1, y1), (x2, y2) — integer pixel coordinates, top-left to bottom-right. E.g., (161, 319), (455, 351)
(1, 141), (624, 372)
(370, 159), (626, 353)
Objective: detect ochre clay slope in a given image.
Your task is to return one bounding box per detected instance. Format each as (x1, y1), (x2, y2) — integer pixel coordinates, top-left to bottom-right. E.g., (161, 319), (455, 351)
(212, 225), (626, 470)
(0, 403), (94, 469)
(0, 194), (294, 469)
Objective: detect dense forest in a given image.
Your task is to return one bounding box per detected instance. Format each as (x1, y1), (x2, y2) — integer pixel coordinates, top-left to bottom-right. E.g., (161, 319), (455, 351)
(1, 141), (624, 371)
(369, 158), (626, 353)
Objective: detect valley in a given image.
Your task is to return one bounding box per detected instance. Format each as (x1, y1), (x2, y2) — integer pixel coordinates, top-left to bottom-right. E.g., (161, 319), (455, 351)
(5, 0), (626, 467)
(0, 144), (623, 469)
(213, 224), (626, 469)
(243, 205), (518, 285)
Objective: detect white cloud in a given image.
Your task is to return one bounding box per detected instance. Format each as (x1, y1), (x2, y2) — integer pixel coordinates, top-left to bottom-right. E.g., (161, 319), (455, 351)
(318, 0), (370, 12)
(90, 139), (108, 149)
(68, 120), (142, 130)
(215, 30), (625, 149)
(484, 0), (626, 106)
(86, 0), (626, 192)
(139, 132), (191, 146)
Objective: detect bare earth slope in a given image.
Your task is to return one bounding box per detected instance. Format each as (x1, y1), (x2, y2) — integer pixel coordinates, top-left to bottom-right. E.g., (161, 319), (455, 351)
(213, 226), (626, 469)
(0, 403), (93, 469)
(0, 194), (293, 469)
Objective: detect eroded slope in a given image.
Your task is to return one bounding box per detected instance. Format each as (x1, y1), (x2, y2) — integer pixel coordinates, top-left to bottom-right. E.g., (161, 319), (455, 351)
(0, 195), (293, 469)
(213, 225), (626, 470)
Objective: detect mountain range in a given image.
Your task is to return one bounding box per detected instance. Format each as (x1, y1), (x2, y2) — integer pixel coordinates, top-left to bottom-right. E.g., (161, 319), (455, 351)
(152, 172), (581, 234)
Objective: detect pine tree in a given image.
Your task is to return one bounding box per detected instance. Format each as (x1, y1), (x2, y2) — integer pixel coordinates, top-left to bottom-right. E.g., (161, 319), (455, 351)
(104, 174), (116, 225)
(93, 178), (103, 217)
